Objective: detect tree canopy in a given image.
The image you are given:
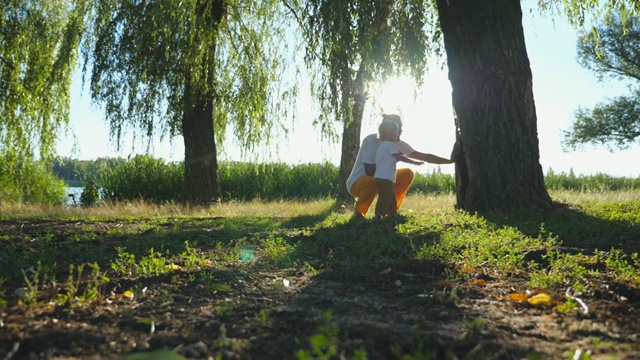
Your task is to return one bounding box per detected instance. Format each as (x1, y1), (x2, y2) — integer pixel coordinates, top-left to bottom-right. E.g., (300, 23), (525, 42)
(85, 0), (297, 153)
(566, 92), (640, 150)
(563, 15), (640, 151)
(84, 0), (299, 204)
(1, 0), (91, 160)
(300, 0), (442, 136)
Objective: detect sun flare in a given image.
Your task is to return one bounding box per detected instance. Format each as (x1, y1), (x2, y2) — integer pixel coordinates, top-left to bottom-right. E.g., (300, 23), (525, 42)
(372, 74), (457, 174)
(378, 75), (422, 116)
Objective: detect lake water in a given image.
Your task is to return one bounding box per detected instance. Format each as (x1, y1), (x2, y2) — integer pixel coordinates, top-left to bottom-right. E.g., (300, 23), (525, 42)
(64, 187), (84, 206)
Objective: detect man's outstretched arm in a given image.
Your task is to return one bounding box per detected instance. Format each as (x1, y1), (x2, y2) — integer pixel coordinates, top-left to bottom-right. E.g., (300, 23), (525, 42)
(406, 141), (460, 164)
(406, 151), (454, 164)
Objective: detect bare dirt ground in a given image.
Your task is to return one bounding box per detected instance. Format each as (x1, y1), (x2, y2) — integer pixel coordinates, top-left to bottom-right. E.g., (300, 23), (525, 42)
(1, 219), (639, 360)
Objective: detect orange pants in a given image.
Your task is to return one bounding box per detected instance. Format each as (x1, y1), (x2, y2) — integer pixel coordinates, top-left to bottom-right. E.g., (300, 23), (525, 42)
(350, 168), (415, 217)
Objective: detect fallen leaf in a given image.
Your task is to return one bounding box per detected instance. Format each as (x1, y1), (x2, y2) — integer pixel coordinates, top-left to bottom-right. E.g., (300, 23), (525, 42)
(379, 267), (392, 275)
(166, 264), (182, 270)
(433, 281), (454, 290)
(459, 264), (477, 273)
(508, 293), (528, 302)
(527, 293), (552, 307)
(472, 279), (486, 286)
(122, 290), (134, 299)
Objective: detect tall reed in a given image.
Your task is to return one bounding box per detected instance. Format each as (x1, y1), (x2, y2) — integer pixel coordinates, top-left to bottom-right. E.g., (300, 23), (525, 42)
(59, 157), (640, 205)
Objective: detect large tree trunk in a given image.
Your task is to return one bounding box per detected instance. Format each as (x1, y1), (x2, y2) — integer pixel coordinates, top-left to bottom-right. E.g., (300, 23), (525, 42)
(181, 0), (225, 206)
(337, 64), (366, 201)
(436, 0), (553, 213)
(182, 76), (221, 206)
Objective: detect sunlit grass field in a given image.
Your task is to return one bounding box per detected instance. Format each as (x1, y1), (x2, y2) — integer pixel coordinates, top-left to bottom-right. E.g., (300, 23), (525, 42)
(1, 189), (639, 309)
(1, 189), (638, 218)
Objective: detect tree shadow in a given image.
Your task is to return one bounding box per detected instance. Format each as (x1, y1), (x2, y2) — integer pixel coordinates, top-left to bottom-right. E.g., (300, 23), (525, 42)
(4, 203), (640, 359)
(278, 198), (343, 229)
(480, 201), (640, 255)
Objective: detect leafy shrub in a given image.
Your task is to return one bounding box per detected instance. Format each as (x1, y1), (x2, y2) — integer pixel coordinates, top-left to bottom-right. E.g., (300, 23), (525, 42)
(98, 155), (184, 203)
(0, 153), (65, 205)
(80, 180), (100, 207)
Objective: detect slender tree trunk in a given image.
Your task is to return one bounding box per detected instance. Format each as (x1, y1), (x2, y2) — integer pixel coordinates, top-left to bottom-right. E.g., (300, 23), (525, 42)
(337, 0), (391, 200)
(436, 0), (553, 213)
(337, 64), (366, 200)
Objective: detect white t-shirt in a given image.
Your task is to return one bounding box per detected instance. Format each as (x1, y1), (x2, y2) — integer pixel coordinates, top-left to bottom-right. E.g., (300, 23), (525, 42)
(375, 141), (400, 182)
(345, 133), (416, 196)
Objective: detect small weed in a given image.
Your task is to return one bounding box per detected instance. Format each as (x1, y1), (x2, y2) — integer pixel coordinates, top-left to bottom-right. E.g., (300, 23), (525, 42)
(556, 298), (578, 315)
(137, 248), (168, 277)
(261, 236), (296, 267)
(213, 302), (233, 315)
(20, 262), (45, 304)
(462, 317), (484, 331)
(216, 241), (241, 263)
(256, 308), (270, 324)
(302, 261), (318, 276)
(180, 241), (210, 269)
(296, 310), (339, 360)
(54, 262), (109, 306)
(110, 247), (169, 278)
(207, 284), (232, 294)
(594, 249), (640, 284)
(528, 250), (589, 288)
(110, 247), (136, 276)
(200, 269), (216, 282)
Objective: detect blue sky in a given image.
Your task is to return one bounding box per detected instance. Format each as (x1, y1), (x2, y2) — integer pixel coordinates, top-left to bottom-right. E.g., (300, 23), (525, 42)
(57, 4), (640, 177)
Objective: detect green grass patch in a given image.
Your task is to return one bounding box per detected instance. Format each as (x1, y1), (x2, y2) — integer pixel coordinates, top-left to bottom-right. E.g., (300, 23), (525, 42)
(0, 192), (638, 309)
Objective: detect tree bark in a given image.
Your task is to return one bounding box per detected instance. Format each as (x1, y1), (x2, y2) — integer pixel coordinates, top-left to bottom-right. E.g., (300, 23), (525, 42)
(436, 0), (553, 213)
(337, 64), (366, 201)
(181, 0), (225, 206)
(182, 75), (221, 206)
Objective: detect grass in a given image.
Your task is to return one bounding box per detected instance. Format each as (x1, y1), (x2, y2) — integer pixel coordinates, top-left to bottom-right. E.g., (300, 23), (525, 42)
(1, 191), (639, 277)
(0, 197), (338, 219)
(1, 190), (639, 356)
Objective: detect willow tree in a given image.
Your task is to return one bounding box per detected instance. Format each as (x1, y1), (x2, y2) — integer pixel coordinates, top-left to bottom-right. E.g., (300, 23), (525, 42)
(299, 0), (440, 199)
(434, 0), (640, 212)
(85, 0), (296, 205)
(564, 15), (640, 151)
(1, 0), (91, 202)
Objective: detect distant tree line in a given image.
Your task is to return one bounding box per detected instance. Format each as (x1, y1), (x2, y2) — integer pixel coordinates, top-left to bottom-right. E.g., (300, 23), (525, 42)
(49, 156), (640, 206)
(52, 157), (128, 186)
